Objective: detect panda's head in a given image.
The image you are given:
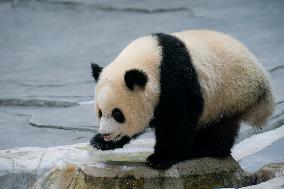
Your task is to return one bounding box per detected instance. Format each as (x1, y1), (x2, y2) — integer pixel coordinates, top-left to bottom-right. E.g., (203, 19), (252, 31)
(91, 63), (153, 142)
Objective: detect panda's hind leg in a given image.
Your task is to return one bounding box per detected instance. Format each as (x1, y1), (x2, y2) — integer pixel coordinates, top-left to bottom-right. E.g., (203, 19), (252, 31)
(191, 115), (241, 158)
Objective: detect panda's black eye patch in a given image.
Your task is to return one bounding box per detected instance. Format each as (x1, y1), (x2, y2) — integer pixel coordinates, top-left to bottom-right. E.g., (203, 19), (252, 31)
(112, 108), (125, 123)
(98, 109), (102, 118)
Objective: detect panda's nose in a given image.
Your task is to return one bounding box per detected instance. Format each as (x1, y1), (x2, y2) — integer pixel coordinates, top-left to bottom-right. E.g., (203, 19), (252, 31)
(102, 133), (110, 137)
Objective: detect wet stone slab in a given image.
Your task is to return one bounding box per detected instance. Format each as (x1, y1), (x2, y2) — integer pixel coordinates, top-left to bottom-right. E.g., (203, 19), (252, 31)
(0, 142), (255, 189)
(1, 138), (284, 189)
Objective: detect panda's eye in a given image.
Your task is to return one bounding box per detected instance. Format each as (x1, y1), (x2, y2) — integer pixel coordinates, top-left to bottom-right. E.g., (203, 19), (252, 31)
(98, 109), (102, 118)
(112, 108), (125, 123)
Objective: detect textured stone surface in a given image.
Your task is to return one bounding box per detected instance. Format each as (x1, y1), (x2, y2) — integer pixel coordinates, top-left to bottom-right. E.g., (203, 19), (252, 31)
(1, 136), (283, 189)
(0, 136), (155, 189)
(0, 143), (90, 189)
(0, 141), (252, 189)
(225, 162), (284, 189)
(33, 157), (247, 189)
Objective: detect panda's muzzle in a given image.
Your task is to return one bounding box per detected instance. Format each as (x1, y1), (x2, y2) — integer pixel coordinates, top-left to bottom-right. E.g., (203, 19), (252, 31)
(101, 132), (122, 141)
(99, 117), (121, 135)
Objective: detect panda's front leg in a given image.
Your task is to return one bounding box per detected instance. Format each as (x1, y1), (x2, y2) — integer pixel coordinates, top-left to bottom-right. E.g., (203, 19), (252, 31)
(146, 123), (196, 170)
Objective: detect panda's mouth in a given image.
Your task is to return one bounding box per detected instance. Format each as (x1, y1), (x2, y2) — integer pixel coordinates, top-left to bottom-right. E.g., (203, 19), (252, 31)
(102, 132), (122, 141)
(103, 134), (112, 141)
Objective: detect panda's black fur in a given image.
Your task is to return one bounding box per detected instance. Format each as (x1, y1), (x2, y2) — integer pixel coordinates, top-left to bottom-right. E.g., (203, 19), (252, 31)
(145, 33), (204, 168)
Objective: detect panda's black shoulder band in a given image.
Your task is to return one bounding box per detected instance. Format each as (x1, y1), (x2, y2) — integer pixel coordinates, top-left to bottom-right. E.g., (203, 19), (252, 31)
(151, 32), (204, 129)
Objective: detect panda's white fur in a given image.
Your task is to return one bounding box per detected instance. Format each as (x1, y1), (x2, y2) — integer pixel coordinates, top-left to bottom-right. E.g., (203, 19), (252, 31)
(95, 36), (161, 137)
(91, 30), (273, 169)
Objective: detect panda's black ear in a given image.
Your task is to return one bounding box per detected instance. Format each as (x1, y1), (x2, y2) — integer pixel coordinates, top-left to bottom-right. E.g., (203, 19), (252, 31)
(124, 69), (148, 90)
(91, 63), (103, 82)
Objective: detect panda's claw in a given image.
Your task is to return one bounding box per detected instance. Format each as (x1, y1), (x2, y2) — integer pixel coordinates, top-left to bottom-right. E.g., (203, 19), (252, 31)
(146, 153), (176, 170)
(146, 160), (173, 170)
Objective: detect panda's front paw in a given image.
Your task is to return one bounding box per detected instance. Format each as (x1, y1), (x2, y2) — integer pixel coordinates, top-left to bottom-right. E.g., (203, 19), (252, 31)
(90, 133), (113, 150)
(145, 153), (176, 170)
(90, 133), (131, 151)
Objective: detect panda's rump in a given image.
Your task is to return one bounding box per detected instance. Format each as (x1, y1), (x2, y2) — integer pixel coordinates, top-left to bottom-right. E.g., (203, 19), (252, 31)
(173, 30), (273, 127)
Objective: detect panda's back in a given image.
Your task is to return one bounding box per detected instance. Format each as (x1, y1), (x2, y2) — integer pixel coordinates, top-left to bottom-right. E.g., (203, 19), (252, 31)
(173, 30), (272, 126)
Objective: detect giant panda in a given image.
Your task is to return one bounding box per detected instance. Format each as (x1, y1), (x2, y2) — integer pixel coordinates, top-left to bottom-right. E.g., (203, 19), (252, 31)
(90, 30), (274, 170)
